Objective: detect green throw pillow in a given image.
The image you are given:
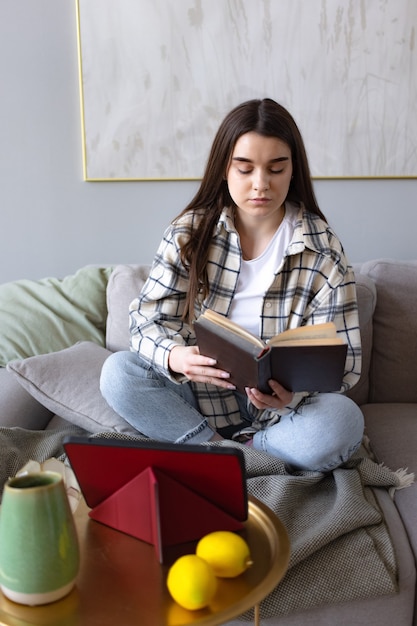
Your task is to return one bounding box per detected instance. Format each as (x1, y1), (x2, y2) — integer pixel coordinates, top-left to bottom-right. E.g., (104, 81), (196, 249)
(0, 266), (113, 366)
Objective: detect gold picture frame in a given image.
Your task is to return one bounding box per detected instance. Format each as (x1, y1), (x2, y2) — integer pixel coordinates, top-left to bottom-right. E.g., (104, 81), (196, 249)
(76, 0), (417, 181)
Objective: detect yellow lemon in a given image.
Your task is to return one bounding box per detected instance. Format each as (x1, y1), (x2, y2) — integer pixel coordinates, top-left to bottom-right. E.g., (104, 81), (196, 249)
(196, 530), (253, 578)
(166, 554), (217, 611)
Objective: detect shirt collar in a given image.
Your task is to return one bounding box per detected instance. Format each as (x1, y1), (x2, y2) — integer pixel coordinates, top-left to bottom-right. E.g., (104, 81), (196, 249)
(217, 203), (332, 258)
(288, 204), (333, 258)
(217, 206), (237, 234)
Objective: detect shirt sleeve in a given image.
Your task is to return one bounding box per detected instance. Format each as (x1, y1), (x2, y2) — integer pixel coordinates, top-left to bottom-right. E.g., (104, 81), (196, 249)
(129, 222), (195, 381)
(295, 218), (362, 393)
(302, 253), (362, 393)
(255, 258), (362, 424)
(331, 263), (362, 393)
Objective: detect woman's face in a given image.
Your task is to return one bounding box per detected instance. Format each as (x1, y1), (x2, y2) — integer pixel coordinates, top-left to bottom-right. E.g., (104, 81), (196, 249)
(226, 131), (293, 222)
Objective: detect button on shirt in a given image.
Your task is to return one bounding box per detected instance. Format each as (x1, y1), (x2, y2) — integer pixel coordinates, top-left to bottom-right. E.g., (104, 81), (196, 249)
(129, 203), (362, 430)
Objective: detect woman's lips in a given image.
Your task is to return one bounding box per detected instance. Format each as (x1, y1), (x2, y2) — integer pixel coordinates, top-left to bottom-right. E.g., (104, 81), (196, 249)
(250, 197), (271, 204)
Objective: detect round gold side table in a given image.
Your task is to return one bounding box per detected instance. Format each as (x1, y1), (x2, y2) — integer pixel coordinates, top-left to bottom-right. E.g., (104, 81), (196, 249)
(0, 495), (290, 626)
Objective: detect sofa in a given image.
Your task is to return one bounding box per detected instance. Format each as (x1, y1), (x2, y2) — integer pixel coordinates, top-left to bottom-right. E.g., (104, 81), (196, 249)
(0, 259), (416, 625)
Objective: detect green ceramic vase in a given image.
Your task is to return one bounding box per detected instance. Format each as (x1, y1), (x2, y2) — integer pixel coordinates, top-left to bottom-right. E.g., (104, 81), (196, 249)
(0, 471), (80, 605)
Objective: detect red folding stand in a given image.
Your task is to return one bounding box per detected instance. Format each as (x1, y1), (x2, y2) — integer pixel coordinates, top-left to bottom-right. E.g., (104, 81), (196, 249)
(88, 466), (244, 562)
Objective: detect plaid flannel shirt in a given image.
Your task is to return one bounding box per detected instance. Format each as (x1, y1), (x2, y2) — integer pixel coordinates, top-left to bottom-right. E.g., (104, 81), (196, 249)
(129, 203), (361, 430)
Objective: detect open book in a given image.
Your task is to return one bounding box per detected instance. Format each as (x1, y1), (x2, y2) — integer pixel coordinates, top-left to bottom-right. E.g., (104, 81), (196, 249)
(194, 309), (347, 394)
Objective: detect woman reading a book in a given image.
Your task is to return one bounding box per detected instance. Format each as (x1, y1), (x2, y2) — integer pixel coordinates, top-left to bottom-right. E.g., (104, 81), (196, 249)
(100, 98), (364, 472)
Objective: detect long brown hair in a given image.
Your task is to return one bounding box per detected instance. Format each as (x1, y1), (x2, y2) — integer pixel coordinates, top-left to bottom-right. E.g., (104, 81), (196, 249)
(176, 98), (326, 321)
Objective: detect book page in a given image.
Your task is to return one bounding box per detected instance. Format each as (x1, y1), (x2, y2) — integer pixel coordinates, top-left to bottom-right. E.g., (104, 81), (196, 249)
(268, 337), (344, 347)
(202, 309), (265, 349)
(200, 312), (344, 349)
(268, 322), (343, 347)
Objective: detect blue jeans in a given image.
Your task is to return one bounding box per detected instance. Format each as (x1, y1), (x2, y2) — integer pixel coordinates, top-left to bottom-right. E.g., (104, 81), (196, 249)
(100, 351), (364, 472)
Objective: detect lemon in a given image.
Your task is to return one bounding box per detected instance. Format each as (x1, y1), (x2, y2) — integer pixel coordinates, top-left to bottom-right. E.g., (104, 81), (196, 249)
(196, 530), (253, 578)
(166, 554), (217, 611)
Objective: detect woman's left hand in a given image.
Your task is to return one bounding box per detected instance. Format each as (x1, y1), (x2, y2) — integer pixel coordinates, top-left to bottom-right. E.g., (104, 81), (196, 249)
(245, 379), (294, 411)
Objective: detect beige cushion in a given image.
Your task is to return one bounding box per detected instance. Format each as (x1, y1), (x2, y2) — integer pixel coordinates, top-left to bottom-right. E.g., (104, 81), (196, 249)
(361, 259), (417, 403)
(6, 342), (139, 435)
(106, 264), (151, 352)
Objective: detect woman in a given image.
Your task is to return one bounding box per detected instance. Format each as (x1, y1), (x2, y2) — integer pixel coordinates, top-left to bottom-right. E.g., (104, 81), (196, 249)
(100, 98), (364, 472)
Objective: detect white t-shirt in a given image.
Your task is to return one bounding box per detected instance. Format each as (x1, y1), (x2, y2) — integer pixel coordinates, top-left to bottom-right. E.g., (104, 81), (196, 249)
(229, 203), (298, 336)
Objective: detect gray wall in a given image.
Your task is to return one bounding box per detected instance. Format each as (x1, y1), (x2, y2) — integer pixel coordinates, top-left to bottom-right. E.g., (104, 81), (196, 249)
(1, 0), (415, 284)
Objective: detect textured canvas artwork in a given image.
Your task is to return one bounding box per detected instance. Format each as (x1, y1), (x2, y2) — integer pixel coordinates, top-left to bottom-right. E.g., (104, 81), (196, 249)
(77, 0), (417, 180)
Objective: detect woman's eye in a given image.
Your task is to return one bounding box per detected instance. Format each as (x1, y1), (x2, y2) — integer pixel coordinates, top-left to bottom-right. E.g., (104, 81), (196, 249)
(236, 166), (285, 175)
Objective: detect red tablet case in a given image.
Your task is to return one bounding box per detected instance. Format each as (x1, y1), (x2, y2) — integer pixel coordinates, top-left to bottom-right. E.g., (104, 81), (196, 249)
(63, 437), (247, 562)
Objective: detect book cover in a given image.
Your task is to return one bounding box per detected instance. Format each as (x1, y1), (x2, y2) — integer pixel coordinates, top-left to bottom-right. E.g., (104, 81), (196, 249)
(194, 313), (347, 394)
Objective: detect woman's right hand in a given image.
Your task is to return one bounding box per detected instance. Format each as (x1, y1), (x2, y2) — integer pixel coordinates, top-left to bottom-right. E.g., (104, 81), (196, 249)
(168, 345), (236, 390)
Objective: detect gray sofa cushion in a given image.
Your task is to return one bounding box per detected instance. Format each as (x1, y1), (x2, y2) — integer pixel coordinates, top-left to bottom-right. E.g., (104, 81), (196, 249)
(361, 259), (417, 403)
(6, 342), (139, 435)
(106, 264), (151, 353)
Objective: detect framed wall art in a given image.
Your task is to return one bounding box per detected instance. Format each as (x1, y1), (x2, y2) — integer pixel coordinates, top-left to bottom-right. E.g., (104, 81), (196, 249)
(76, 0), (417, 180)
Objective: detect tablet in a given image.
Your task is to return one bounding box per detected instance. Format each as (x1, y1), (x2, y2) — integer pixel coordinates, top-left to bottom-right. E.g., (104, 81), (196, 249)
(63, 436), (248, 523)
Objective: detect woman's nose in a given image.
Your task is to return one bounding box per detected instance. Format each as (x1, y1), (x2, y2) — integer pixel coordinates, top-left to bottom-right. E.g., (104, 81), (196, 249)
(253, 172), (270, 191)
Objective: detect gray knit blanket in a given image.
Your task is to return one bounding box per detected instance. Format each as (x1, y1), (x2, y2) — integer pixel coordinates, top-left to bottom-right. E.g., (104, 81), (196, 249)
(0, 426), (411, 619)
